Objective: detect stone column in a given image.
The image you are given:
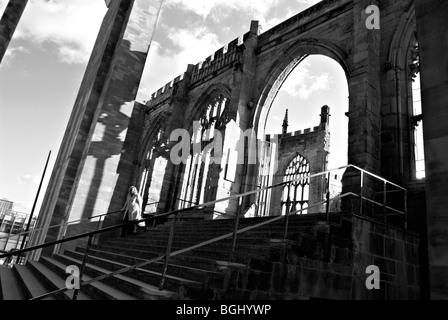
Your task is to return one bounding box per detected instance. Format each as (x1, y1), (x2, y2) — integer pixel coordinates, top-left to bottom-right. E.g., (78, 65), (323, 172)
(0, 0), (28, 63)
(29, 0), (163, 258)
(415, 0), (448, 300)
(342, 0), (382, 212)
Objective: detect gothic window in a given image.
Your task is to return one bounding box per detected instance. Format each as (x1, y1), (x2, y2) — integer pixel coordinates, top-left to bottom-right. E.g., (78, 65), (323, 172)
(179, 94), (228, 208)
(282, 154), (310, 215)
(140, 127), (168, 213)
(409, 40), (425, 179)
(197, 94), (229, 141)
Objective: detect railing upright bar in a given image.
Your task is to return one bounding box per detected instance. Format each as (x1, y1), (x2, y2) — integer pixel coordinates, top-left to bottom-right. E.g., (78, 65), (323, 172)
(284, 184), (291, 241)
(27, 192), (359, 300)
(231, 197), (243, 257)
(404, 189), (408, 229)
(72, 234), (93, 300)
(159, 215), (177, 290)
(359, 171), (364, 215)
(383, 182), (387, 223)
(326, 172), (331, 222)
(94, 216), (104, 245)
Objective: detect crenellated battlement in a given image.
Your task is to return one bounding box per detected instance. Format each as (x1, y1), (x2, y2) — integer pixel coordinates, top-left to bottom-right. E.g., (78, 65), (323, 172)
(147, 73), (185, 105)
(190, 32), (249, 84)
(147, 31), (251, 104)
(265, 125), (323, 141)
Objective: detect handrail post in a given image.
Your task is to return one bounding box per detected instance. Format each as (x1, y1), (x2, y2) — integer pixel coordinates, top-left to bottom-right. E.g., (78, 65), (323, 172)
(404, 189), (408, 229)
(159, 214), (176, 290)
(94, 216), (103, 245)
(359, 170), (364, 215)
(284, 183), (291, 241)
(231, 197), (243, 258)
(383, 182), (387, 223)
(72, 234), (93, 300)
(326, 172), (331, 222)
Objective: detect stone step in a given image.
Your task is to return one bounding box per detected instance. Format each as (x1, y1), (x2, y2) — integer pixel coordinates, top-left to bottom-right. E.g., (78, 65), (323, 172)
(107, 234), (312, 249)
(147, 216), (340, 229)
(0, 266), (27, 300)
(90, 239), (278, 264)
(27, 260), (92, 300)
(13, 264), (56, 300)
(40, 256), (139, 300)
(100, 230), (316, 253)
(143, 218), (334, 232)
(64, 248), (230, 289)
(76, 243), (256, 268)
(52, 253), (202, 299)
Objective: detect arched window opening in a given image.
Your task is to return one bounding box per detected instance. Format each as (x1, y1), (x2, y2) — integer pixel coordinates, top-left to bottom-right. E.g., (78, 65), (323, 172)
(179, 94), (228, 208)
(264, 55), (349, 170)
(282, 154), (310, 215)
(409, 41), (425, 179)
(258, 55), (348, 217)
(140, 127), (168, 213)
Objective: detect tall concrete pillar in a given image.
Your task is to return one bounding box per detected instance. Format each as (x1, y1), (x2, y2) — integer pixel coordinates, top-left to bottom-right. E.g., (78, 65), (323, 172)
(29, 0), (163, 258)
(0, 0), (28, 63)
(415, 0), (448, 300)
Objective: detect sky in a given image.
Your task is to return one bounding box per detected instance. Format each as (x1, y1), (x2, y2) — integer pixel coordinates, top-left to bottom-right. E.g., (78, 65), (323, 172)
(0, 0), (348, 215)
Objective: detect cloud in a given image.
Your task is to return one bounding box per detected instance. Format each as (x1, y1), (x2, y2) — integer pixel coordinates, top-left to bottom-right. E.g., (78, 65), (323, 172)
(18, 174), (40, 185)
(138, 0), (326, 100)
(13, 0), (107, 64)
(165, 0), (280, 20)
(138, 27), (222, 100)
(0, 46), (29, 67)
(282, 62), (331, 100)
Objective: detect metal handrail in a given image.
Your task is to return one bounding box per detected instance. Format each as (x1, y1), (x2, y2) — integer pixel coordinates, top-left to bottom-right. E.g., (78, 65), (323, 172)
(0, 210), (122, 242)
(0, 164), (407, 300)
(0, 199), (173, 243)
(28, 191), (357, 301)
(0, 164), (406, 260)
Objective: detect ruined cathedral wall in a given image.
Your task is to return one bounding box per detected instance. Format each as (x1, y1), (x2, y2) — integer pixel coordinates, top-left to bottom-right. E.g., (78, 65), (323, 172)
(378, 0), (416, 184)
(267, 125), (329, 215)
(253, 0), (354, 107)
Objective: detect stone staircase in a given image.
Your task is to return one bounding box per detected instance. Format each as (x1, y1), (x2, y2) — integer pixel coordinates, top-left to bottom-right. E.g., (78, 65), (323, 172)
(0, 212), (353, 300)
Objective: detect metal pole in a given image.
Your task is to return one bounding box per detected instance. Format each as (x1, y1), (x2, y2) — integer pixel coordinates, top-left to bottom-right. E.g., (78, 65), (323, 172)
(326, 172), (331, 222)
(404, 189), (408, 230)
(16, 150), (51, 264)
(231, 195), (244, 258)
(284, 185), (291, 241)
(359, 171), (364, 215)
(159, 215), (176, 290)
(383, 182), (387, 223)
(72, 234), (93, 300)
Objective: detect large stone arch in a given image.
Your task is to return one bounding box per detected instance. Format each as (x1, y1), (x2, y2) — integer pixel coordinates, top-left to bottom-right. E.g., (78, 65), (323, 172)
(251, 39), (351, 137)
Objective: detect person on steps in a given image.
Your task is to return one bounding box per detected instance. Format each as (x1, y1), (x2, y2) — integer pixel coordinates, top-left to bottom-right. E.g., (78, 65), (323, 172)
(120, 186), (143, 237)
